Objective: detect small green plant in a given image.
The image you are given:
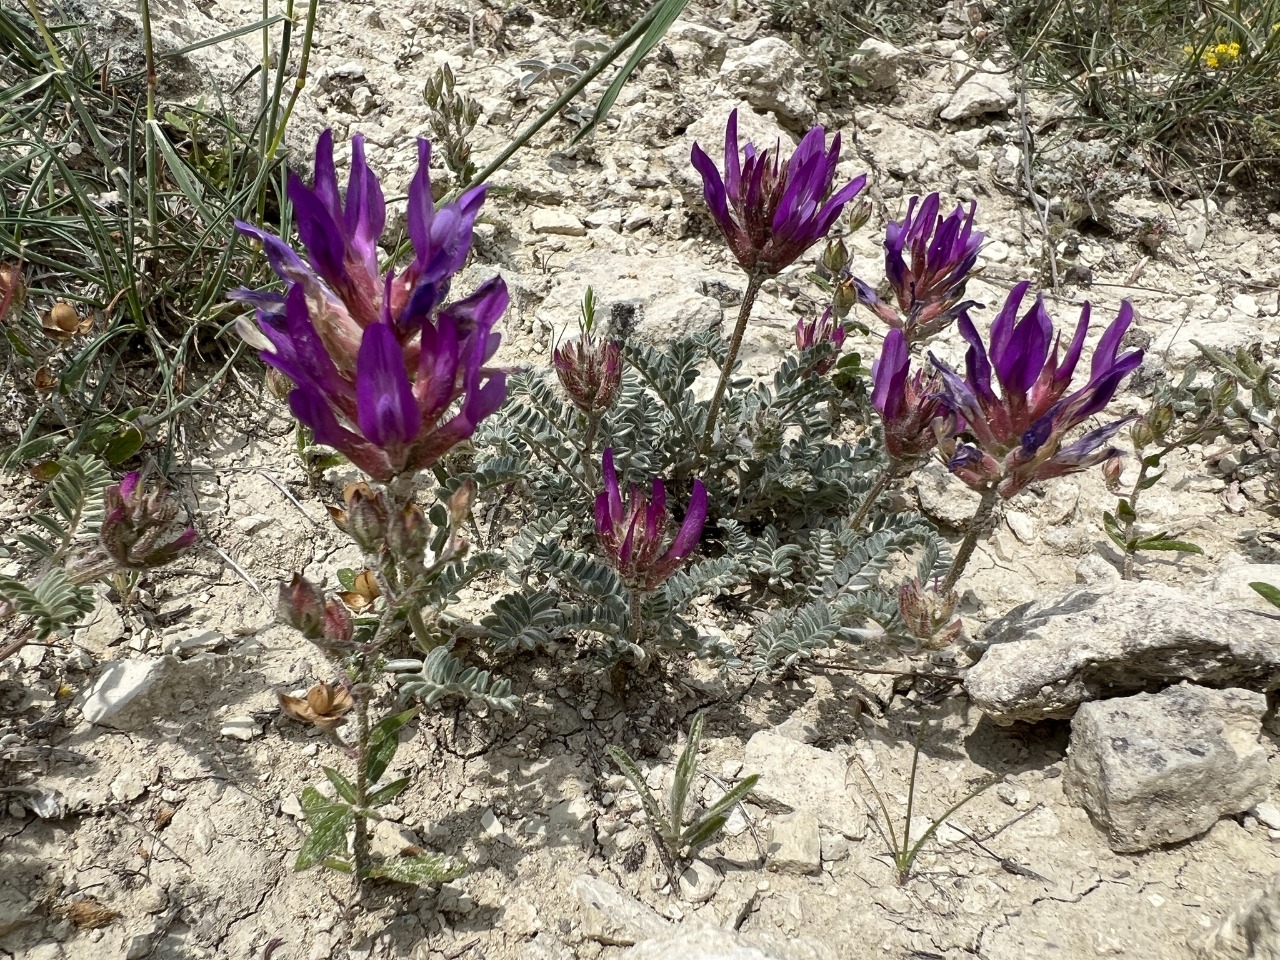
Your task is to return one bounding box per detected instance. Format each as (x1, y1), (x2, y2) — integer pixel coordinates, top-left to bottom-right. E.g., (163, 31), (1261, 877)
(851, 724), (998, 885)
(293, 707), (465, 886)
(608, 712), (759, 885)
(1005, 0), (1280, 189)
(423, 64), (481, 185)
(1102, 363), (1236, 577)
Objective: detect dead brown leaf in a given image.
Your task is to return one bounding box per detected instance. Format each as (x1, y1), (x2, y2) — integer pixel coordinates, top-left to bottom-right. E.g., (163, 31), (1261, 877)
(61, 897), (121, 929)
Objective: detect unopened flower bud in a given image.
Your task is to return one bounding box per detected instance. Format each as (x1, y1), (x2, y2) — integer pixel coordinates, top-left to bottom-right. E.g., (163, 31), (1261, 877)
(1147, 402), (1175, 441)
(322, 599), (354, 646)
(1102, 455), (1123, 492)
(387, 502), (428, 559)
(821, 238), (850, 276)
(832, 277), (858, 317)
(0, 262), (24, 322)
(265, 367), (293, 400)
(448, 478), (476, 529)
(554, 334), (623, 414)
(1130, 418), (1155, 450)
(897, 577), (962, 650)
(845, 197), (873, 233)
(100, 472), (196, 570)
(343, 482), (387, 553)
(279, 575), (325, 638)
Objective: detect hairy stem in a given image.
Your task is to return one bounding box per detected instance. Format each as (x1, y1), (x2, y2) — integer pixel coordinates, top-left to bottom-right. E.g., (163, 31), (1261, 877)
(939, 487), (1000, 594)
(581, 412), (600, 493)
(350, 665), (371, 896)
(848, 460), (901, 531)
(700, 271), (765, 458)
(628, 587), (643, 653)
(1120, 459), (1149, 582)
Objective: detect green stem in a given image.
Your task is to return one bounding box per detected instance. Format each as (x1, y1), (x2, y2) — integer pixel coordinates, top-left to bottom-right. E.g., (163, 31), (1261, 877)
(848, 460), (901, 531)
(581, 412), (600, 493)
(700, 271), (766, 458)
(264, 0), (319, 163)
(23, 0), (66, 71)
(628, 587), (643, 653)
(1120, 460), (1148, 582)
(350, 672), (371, 893)
(939, 486), (1000, 594)
(463, 1), (665, 191)
(138, 0), (159, 283)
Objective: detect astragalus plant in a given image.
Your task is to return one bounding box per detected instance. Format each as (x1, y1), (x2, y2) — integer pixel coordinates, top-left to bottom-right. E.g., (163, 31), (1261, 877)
(236, 131), (513, 892)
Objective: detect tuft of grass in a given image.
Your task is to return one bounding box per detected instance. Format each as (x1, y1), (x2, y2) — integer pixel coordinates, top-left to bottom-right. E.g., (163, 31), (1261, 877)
(851, 723), (998, 885)
(1004, 0), (1280, 196)
(608, 712), (760, 886)
(0, 0), (316, 468)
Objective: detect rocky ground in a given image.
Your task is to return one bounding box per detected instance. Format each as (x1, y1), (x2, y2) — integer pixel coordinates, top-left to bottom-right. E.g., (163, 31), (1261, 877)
(3, 1), (1280, 959)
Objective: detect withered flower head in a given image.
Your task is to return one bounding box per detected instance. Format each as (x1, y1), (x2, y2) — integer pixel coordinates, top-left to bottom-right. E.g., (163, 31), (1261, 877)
(42, 302), (93, 341)
(277, 681), (354, 732)
(100, 472), (196, 570)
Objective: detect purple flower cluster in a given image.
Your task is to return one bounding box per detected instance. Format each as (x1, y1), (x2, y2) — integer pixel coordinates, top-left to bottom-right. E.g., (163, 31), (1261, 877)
(856, 193), (983, 341)
(595, 449), (707, 590)
(234, 131), (507, 482)
(870, 328), (950, 462)
(554, 333), (623, 415)
(929, 282), (1143, 497)
(794, 309), (846, 375)
(101, 472), (197, 570)
(690, 110), (867, 276)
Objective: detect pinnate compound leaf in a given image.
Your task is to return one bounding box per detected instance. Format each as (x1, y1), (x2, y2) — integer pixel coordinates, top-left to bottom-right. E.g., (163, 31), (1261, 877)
(395, 646), (517, 714)
(0, 569), (95, 640)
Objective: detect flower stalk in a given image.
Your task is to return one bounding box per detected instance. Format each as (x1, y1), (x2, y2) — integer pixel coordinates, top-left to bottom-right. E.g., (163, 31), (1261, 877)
(939, 486), (1000, 593)
(700, 270), (764, 456)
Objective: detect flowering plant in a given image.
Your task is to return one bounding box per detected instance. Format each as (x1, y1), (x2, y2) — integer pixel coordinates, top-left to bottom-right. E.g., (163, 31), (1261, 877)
(690, 110), (867, 450)
(235, 131), (513, 890)
(931, 281), (1142, 499)
(234, 131), (507, 483)
(855, 193), (983, 342)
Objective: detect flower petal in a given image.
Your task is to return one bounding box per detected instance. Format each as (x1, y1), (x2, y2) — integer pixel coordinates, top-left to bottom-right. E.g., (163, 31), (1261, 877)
(356, 322), (417, 447)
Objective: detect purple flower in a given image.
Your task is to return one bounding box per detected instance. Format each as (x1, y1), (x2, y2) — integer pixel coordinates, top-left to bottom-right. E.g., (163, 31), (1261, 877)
(554, 333), (623, 414)
(233, 132), (507, 482)
(930, 282), (1143, 497)
(794, 309), (846, 375)
(690, 110), (867, 276)
(100, 472), (197, 570)
(595, 449), (708, 590)
(855, 193), (984, 341)
(871, 328), (951, 461)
